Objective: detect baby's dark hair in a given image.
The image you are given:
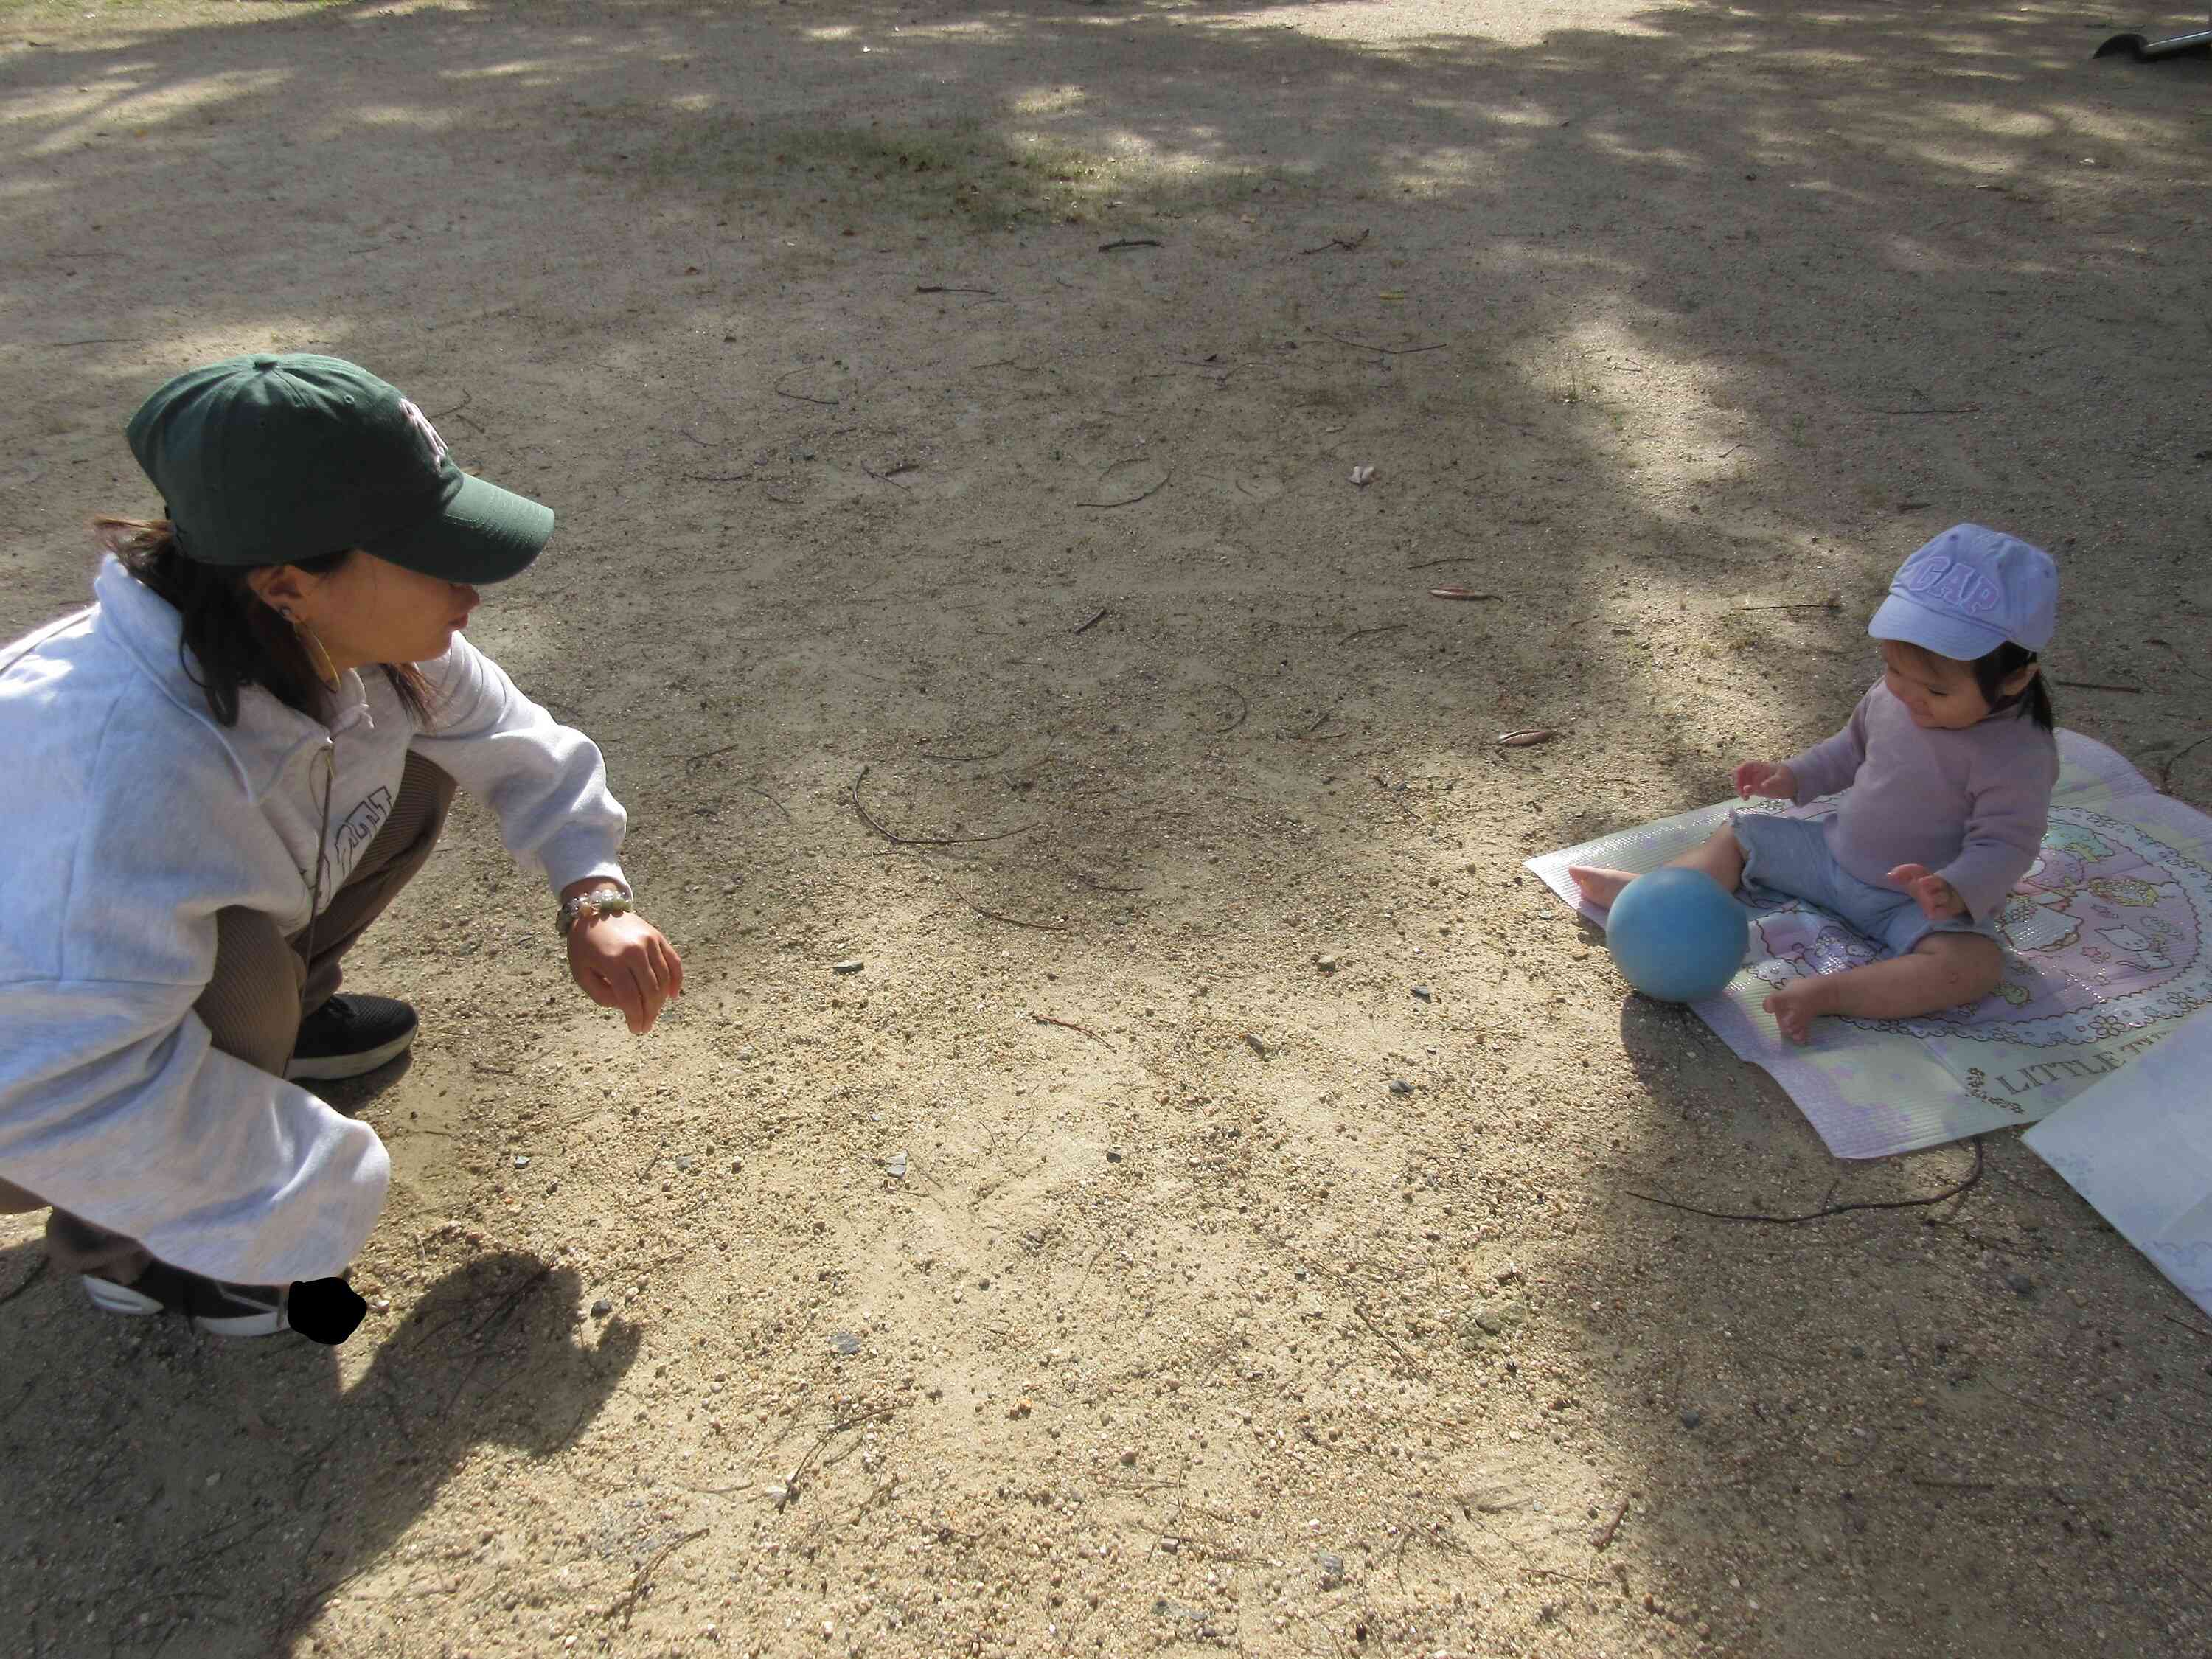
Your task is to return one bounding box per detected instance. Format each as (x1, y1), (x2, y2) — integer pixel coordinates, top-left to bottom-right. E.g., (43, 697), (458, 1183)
(1975, 641), (2053, 731)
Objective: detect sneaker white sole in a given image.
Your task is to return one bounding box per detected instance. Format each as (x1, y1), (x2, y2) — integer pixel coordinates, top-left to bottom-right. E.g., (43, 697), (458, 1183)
(284, 1028), (417, 1082)
(189, 1301), (290, 1338)
(80, 1273), (290, 1338)
(81, 1274), (164, 1317)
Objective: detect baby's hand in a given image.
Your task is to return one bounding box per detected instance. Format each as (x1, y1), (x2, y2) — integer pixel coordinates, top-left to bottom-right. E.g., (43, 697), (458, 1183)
(1733, 760), (1797, 800)
(1888, 863), (1966, 920)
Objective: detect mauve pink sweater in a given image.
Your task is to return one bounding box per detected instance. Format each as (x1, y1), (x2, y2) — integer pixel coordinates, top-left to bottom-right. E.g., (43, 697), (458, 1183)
(1782, 679), (2059, 924)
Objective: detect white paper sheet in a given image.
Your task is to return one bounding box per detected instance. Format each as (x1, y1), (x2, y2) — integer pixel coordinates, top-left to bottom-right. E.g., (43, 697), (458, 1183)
(2025, 1007), (2212, 1321)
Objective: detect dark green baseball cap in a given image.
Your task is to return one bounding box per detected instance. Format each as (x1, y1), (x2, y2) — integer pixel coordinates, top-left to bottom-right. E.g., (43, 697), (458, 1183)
(125, 352), (554, 582)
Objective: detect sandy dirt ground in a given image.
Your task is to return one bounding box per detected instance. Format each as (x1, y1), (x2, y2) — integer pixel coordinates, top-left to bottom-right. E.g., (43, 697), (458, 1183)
(4, 1), (2212, 1655)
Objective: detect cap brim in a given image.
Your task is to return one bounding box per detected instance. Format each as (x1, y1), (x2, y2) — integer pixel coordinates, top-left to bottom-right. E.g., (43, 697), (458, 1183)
(1867, 594), (2008, 661)
(363, 472), (554, 585)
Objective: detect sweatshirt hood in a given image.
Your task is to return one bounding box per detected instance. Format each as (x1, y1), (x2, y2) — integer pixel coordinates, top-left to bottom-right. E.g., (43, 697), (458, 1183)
(91, 555), (372, 803)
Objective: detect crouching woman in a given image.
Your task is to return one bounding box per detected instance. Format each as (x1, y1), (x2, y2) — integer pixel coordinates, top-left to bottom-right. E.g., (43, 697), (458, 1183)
(0, 353), (682, 1341)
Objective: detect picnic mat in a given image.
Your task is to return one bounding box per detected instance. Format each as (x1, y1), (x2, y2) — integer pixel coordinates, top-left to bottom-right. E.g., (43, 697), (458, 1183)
(1525, 730), (2212, 1159)
(2025, 1005), (2212, 1321)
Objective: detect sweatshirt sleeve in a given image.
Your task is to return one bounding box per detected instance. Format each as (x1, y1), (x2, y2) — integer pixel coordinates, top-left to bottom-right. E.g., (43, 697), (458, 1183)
(1784, 684), (1877, 803)
(408, 636), (628, 897)
(0, 978), (389, 1284)
(1937, 736), (2061, 923)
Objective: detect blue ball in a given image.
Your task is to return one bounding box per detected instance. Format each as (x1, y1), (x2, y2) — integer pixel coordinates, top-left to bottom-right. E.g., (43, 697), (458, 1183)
(1605, 866), (1749, 1003)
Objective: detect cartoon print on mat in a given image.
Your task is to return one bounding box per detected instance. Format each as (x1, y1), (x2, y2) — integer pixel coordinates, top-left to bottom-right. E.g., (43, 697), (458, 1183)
(1744, 808), (2212, 1048)
(1745, 917), (1879, 985)
(1995, 886), (2081, 954)
(2038, 821), (2118, 886)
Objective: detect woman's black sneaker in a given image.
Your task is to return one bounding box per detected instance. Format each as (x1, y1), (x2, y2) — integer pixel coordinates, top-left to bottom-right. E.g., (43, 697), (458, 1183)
(284, 994), (419, 1081)
(82, 1261), (288, 1338)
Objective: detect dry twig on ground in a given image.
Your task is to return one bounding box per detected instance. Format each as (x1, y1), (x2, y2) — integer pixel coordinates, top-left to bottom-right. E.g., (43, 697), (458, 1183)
(1589, 1500), (1630, 1551)
(956, 892), (1067, 932)
(852, 765), (1035, 846)
(1079, 465), (1173, 509)
(2157, 733), (2212, 793)
(1299, 229), (1371, 254)
(1352, 1302), (1430, 1377)
(1307, 326), (1446, 355)
(1626, 1138), (1984, 1225)
(605, 1528), (709, 1630)
(780, 1402), (903, 1510)
(1032, 1012), (1111, 1046)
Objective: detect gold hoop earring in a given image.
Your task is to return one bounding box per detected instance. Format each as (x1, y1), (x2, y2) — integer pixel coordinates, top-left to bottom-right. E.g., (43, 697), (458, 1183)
(286, 611), (342, 691)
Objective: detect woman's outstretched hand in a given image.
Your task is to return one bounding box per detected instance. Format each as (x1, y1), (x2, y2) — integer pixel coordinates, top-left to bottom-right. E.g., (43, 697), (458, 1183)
(568, 910), (684, 1033)
(1733, 759), (1797, 800)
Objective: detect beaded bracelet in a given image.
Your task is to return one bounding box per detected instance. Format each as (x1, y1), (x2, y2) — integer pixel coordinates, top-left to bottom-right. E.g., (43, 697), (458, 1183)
(556, 883), (634, 939)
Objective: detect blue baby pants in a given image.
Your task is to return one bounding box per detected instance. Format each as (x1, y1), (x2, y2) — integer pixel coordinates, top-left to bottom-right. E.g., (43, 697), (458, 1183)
(1732, 812), (1996, 958)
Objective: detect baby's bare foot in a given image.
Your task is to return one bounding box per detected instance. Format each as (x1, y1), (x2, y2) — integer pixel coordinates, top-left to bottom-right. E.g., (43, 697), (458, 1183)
(1762, 979), (1826, 1045)
(1568, 864), (1635, 908)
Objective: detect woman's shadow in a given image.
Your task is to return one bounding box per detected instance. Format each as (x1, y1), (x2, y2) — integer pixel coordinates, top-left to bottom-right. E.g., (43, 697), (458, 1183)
(0, 1237), (641, 1655)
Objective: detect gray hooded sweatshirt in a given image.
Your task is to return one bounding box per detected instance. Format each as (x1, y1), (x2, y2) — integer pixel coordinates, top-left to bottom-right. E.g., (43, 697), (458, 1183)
(0, 557), (627, 1284)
